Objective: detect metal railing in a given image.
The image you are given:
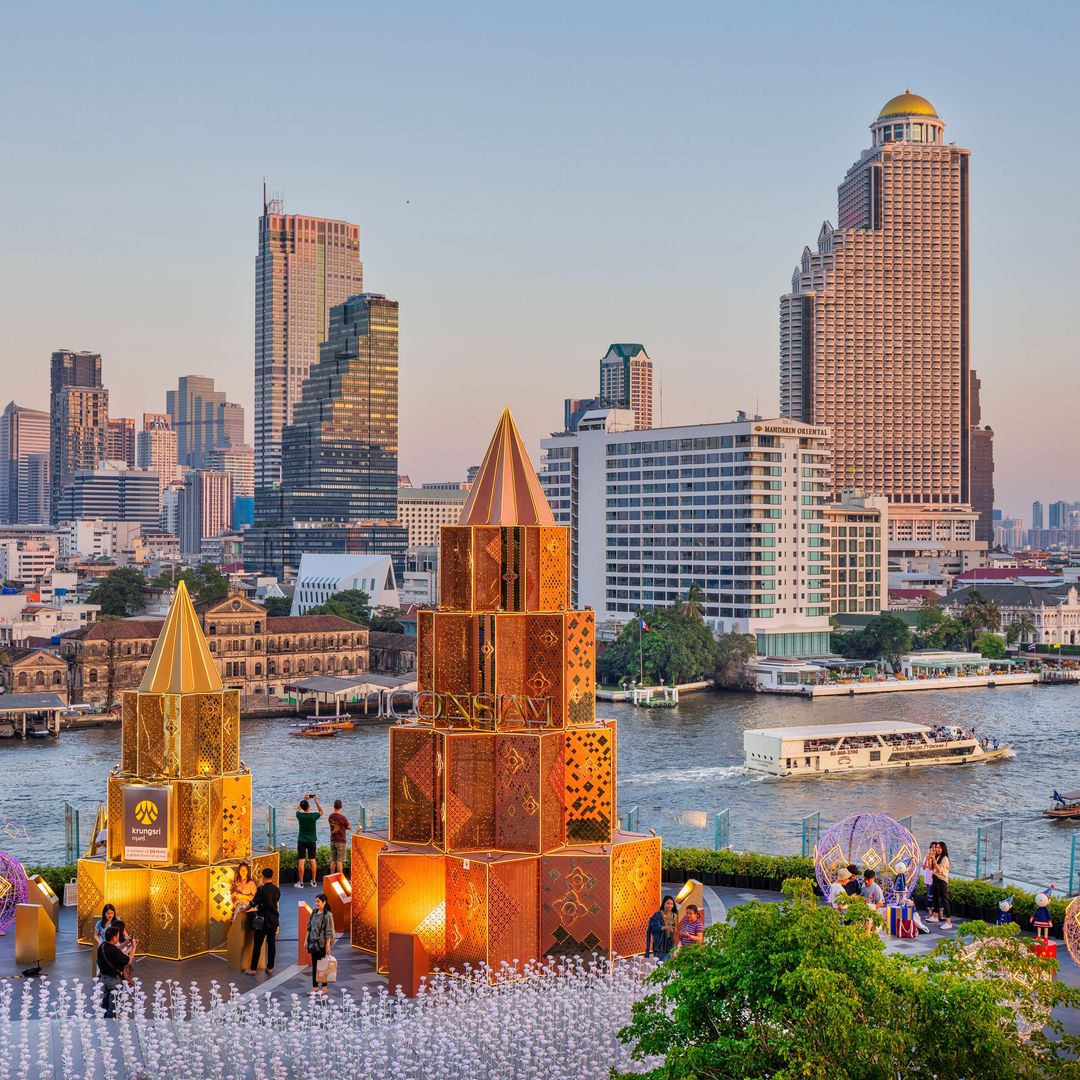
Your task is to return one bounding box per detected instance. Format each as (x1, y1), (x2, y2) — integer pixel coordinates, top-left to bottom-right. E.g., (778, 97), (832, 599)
(975, 820), (1004, 881)
(801, 812), (821, 858)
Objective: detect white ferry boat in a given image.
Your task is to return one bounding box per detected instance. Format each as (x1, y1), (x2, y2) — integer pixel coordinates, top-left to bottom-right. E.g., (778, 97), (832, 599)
(743, 720), (1011, 777)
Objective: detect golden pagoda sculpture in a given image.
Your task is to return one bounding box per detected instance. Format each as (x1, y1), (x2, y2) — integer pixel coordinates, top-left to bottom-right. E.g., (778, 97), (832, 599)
(77, 581), (278, 960)
(351, 409), (661, 975)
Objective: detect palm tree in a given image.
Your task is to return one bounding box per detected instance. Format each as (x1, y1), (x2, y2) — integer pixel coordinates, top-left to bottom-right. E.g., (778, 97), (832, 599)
(1008, 610), (1036, 646)
(679, 584), (706, 621)
(959, 591), (1001, 648)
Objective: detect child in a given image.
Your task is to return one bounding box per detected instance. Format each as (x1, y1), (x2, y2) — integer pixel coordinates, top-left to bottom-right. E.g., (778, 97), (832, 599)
(1030, 887), (1054, 942)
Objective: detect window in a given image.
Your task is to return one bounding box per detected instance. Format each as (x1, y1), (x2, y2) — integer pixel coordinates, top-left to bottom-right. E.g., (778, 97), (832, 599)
(255, 663), (262, 676)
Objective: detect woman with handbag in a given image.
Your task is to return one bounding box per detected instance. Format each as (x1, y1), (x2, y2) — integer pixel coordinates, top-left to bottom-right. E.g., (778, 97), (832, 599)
(307, 892), (335, 994)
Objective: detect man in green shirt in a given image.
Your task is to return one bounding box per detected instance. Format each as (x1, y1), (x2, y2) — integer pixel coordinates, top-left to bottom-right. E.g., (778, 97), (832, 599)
(294, 794), (323, 888)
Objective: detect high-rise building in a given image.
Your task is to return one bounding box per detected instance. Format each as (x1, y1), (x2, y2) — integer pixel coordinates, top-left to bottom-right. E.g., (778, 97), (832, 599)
(254, 197), (364, 493)
(0, 402), (50, 525)
(1049, 500), (1069, 529)
(166, 375), (244, 469)
(259, 293), (399, 527)
(178, 470), (232, 554)
(968, 372), (995, 544)
(780, 93), (987, 522)
(50, 350), (108, 522)
(599, 344), (653, 429)
(397, 486), (468, 548)
(1032, 501), (1044, 530)
(106, 417), (136, 467)
(136, 413), (182, 495)
(824, 493), (889, 616)
(55, 462), (160, 526)
(207, 444), (255, 529)
(540, 413), (833, 656)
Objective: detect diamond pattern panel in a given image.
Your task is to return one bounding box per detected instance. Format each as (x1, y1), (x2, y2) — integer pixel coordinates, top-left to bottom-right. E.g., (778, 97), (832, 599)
(221, 774), (252, 860)
(208, 865), (235, 951)
(106, 775), (124, 861)
(178, 867), (209, 958)
(121, 692), (138, 773)
(221, 692), (240, 773)
(136, 694), (166, 777)
(611, 836), (662, 957)
(351, 832), (386, 952)
(564, 611), (595, 726)
(445, 858), (488, 970)
(432, 613), (474, 707)
(499, 527), (526, 612)
(445, 733), (495, 852)
(564, 725), (615, 843)
(473, 526), (502, 611)
(376, 851), (447, 973)
(76, 858), (105, 945)
(540, 853), (610, 959)
(488, 857), (540, 974)
(389, 727), (440, 845)
(538, 526), (569, 611)
(494, 614), (527, 715)
(439, 527), (474, 611)
(523, 615), (564, 727)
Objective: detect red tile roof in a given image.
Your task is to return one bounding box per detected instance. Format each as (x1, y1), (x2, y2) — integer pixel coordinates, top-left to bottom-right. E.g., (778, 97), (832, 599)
(266, 615), (363, 632)
(63, 619), (164, 641)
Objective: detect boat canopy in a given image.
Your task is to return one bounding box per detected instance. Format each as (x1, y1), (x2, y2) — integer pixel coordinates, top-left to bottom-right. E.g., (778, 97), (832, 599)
(743, 720), (929, 741)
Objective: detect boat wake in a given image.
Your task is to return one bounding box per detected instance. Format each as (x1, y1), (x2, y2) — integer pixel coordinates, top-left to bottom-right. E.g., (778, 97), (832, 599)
(620, 763), (755, 786)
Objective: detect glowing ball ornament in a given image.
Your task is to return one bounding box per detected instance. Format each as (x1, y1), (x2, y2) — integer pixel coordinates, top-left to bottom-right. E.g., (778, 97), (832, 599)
(813, 813), (921, 906)
(1065, 896), (1080, 966)
(0, 850), (28, 933)
(960, 934), (1053, 1040)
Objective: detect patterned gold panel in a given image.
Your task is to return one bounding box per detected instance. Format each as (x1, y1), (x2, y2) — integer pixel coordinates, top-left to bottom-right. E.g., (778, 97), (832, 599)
(499, 527), (526, 612)
(475, 614), (496, 700)
(611, 835), (662, 957)
(250, 850), (279, 887)
(162, 694), (182, 776)
(136, 694), (166, 777)
(177, 779), (222, 865)
(523, 527), (541, 612)
(101, 866), (152, 952)
(445, 857), (488, 971)
(494, 734), (541, 853)
(494, 614), (527, 721)
(417, 610), (435, 695)
(389, 727), (440, 845)
(179, 693), (200, 776)
(564, 610), (596, 726)
(432, 613), (474, 707)
(540, 851), (611, 959)
(76, 858), (105, 945)
(350, 832), (386, 952)
(541, 732), (565, 852)
(439, 527), (474, 611)
(564, 725), (615, 843)
(147, 868), (181, 959)
(444, 732), (495, 852)
(221, 774), (252, 860)
(221, 691), (240, 773)
(208, 864), (235, 951)
(525, 614), (564, 727)
(488, 857), (540, 974)
(178, 867), (209, 958)
(106, 776), (124, 861)
(376, 850), (448, 973)
(473, 526), (502, 611)
(121, 693), (138, 773)
(538, 526), (569, 611)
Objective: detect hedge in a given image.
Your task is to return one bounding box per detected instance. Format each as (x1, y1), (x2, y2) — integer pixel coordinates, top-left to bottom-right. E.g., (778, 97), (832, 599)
(661, 846), (1071, 935)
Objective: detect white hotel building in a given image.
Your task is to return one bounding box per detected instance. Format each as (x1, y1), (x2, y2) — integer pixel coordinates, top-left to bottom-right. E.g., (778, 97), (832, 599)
(540, 411), (833, 657)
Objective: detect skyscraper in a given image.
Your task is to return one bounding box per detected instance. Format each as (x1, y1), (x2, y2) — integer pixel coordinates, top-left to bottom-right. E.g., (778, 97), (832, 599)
(0, 402), (50, 525)
(968, 372), (995, 543)
(106, 417), (136, 466)
(50, 350), (108, 523)
(1049, 500), (1068, 529)
(166, 375), (244, 469)
(599, 343), (653, 429)
(254, 196), (364, 493)
(136, 413), (182, 495)
(1032, 501), (1044, 530)
(55, 462), (160, 526)
(780, 93), (987, 522)
(178, 469), (232, 554)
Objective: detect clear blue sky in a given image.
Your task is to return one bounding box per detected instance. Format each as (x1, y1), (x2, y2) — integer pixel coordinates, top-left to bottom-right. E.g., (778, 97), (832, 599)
(2, 1), (1075, 515)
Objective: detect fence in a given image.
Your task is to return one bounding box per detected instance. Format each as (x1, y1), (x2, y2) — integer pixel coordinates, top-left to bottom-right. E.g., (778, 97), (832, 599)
(1071, 835), (1080, 896)
(801, 812), (821, 858)
(975, 820), (1005, 881)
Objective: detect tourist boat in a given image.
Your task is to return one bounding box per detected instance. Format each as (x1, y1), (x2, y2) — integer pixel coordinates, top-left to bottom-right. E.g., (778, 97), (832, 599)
(1042, 791), (1080, 819)
(743, 720), (1012, 777)
(289, 724), (339, 738)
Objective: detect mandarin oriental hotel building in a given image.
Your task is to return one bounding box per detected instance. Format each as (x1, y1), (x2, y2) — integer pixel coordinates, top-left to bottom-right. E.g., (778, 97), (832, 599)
(540, 412), (833, 657)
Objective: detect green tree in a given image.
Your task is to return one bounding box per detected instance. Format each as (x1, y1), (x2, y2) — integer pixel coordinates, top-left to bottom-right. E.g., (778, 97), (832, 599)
(974, 631), (1007, 659)
(915, 595), (944, 633)
(151, 563), (230, 605)
(370, 605), (406, 633)
(306, 589), (372, 625)
(599, 606), (718, 686)
(1005, 610), (1036, 646)
(262, 595), (292, 617)
(958, 590), (1002, 646)
(861, 612), (913, 669)
(618, 881), (1080, 1079)
(88, 567), (147, 617)
(714, 632), (757, 690)
(677, 584), (706, 621)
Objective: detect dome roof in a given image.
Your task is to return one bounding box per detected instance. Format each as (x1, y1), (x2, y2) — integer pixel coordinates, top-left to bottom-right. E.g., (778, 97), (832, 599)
(878, 91), (937, 119)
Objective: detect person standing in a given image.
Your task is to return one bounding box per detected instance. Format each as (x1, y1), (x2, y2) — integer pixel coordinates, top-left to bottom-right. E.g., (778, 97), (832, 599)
(327, 800), (350, 877)
(97, 925), (130, 1018)
(245, 867), (281, 976)
(646, 896), (679, 961)
(931, 841), (953, 930)
(306, 892), (336, 994)
(676, 904), (705, 948)
(922, 843), (939, 918)
(94, 903), (117, 946)
(294, 794), (323, 889)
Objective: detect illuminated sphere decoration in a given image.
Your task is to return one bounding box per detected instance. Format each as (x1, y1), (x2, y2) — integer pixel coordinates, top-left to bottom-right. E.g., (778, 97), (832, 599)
(960, 935), (1052, 1041)
(1065, 896), (1080, 966)
(813, 813), (921, 906)
(0, 850), (29, 933)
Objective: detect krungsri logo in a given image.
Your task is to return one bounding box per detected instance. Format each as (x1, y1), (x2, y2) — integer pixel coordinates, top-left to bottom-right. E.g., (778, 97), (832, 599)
(134, 800), (159, 826)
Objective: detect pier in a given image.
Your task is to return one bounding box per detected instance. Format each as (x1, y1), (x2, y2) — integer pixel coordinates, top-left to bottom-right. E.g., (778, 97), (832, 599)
(0, 692), (66, 738)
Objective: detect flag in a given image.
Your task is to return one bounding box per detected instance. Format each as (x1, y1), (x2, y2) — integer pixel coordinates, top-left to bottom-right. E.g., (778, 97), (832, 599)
(639, 619), (650, 632)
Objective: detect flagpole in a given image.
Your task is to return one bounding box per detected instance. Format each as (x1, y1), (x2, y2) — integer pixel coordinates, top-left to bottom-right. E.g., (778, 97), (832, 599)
(639, 617), (644, 687)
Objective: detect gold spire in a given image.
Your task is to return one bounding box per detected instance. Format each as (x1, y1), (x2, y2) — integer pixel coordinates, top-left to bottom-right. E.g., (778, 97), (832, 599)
(139, 579), (223, 694)
(458, 408), (555, 527)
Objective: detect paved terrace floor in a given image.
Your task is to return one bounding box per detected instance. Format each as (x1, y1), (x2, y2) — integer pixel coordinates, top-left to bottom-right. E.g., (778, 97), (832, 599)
(1, 881), (1077, 1031)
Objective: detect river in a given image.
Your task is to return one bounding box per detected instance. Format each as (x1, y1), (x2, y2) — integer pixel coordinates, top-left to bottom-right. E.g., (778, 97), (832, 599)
(2, 684), (1077, 889)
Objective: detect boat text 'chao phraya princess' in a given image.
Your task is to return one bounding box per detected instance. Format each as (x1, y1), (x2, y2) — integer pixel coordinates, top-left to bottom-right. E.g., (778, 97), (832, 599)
(349, 409), (661, 976)
(76, 580), (277, 959)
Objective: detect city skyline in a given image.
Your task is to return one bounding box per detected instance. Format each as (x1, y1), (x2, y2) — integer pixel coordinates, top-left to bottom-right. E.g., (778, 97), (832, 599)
(4, 3), (1078, 511)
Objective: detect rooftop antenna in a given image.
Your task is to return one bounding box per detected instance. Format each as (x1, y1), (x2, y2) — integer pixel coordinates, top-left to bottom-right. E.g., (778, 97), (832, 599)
(263, 178), (268, 217)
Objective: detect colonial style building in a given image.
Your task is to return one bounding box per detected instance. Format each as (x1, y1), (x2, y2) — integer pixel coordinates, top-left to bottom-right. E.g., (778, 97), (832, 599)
(942, 583), (1080, 647)
(60, 592), (371, 705)
(1, 647), (68, 695)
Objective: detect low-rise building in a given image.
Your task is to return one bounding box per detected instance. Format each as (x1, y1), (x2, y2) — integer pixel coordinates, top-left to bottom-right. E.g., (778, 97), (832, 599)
(1, 647), (68, 695)
(0, 537), (58, 583)
(888, 508), (986, 586)
(825, 493), (888, 616)
(942, 582), (1080, 647)
(60, 591), (375, 705)
(0, 601), (99, 647)
(290, 552), (399, 615)
(397, 486), (468, 548)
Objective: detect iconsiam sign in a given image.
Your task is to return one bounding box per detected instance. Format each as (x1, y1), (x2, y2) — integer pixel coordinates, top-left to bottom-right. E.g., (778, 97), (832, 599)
(352, 409), (661, 976)
(76, 581), (278, 960)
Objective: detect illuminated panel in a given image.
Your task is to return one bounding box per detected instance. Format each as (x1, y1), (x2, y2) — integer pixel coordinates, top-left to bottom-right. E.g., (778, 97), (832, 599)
(417, 610), (435, 695)
(177, 866), (210, 959)
(494, 614), (528, 718)
(473, 526), (502, 611)
(526, 614), (564, 727)
(136, 694), (166, 777)
(177, 779), (223, 865)
(499, 527), (526, 612)
(100, 866), (151, 951)
(162, 694), (182, 776)
(487, 857), (540, 975)
(439, 526), (473, 611)
(475, 614), (496, 699)
(432, 613), (474, 707)
(611, 835), (662, 957)
(221, 691), (240, 773)
(537, 526), (570, 612)
(493, 733), (563, 854)
(121, 692), (138, 772)
(389, 727), (440, 845)
(540, 731), (565, 852)
(106, 775), (124, 862)
(444, 732), (495, 852)
(540, 850), (611, 959)
(208, 864), (235, 951)
(221, 774), (252, 860)
(564, 610), (596, 726)
(523, 527), (541, 612)
(564, 724), (615, 843)
(76, 858), (106, 945)
(376, 849), (447, 974)
(444, 857), (488, 971)
(350, 831), (386, 953)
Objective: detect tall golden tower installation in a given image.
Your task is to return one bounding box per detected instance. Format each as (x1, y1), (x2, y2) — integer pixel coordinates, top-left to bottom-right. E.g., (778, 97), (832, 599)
(351, 409), (660, 974)
(77, 581), (278, 959)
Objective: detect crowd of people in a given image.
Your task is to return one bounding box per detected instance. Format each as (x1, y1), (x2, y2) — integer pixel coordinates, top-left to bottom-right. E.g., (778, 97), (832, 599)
(94, 792), (352, 1015)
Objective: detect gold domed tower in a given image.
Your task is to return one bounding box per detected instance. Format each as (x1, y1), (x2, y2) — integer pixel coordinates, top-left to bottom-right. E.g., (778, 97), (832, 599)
(351, 409), (661, 975)
(77, 581), (278, 959)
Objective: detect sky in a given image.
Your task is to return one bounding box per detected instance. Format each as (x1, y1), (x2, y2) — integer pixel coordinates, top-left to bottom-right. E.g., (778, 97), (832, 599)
(2, 1), (1077, 517)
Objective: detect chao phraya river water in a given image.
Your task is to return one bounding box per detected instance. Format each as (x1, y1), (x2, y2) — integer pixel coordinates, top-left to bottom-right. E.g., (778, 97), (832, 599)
(3, 685), (1076, 886)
